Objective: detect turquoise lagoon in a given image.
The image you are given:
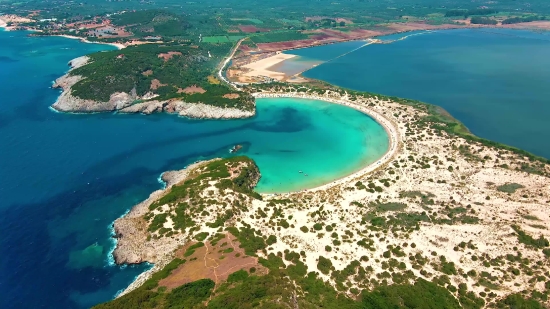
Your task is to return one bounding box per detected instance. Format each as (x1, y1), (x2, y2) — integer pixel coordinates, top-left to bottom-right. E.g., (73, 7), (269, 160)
(286, 29), (550, 158)
(0, 30), (387, 308)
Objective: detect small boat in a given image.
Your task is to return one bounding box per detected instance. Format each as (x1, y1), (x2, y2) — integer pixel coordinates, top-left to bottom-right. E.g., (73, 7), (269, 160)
(298, 170), (303, 173)
(229, 144), (243, 154)
(304, 174), (308, 177)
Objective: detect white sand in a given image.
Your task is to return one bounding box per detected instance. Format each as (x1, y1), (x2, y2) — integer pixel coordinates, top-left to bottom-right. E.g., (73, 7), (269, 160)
(55, 34), (125, 49)
(243, 53), (297, 80)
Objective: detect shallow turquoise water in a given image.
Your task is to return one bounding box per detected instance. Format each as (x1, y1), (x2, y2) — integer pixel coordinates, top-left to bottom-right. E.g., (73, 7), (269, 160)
(254, 98), (388, 192)
(292, 29), (550, 158)
(0, 30), (387, 308)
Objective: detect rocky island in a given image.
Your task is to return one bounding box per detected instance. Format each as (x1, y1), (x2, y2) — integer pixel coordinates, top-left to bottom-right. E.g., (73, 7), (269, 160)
(96, 83), (550, 309)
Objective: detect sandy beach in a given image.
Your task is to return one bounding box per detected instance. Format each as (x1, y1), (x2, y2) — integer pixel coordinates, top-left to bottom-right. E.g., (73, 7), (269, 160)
(55, 34), (126, 49)
(0, 16), (11, 30)
(242, 53), (296, 80)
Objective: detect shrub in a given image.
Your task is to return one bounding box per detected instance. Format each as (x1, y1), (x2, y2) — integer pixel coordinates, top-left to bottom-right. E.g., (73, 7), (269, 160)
(194, 232), (209, 241)
(227, 269), (249, 283)
(497, 183), (524, 193)
(317, 256), (333, 275)
(266, 235), (277, 246)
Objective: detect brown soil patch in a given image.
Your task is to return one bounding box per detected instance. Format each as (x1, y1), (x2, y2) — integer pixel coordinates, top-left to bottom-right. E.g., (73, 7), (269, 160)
(238, 25), (259, 33)
(223, 93), (240, 99)
(158, 233), (267, 290)
(501, 20), (550, 30)
(158, 51), (183, 62)
(257, 39), (317, 52)
(177, 85), (206, 94)
(150, 79), (167, 90)
(142, 70), (153, 76)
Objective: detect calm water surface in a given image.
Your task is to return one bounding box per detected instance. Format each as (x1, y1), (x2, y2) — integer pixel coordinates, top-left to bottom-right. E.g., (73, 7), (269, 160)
(290, 29), (550, 158)
(0, 30), (387, 308)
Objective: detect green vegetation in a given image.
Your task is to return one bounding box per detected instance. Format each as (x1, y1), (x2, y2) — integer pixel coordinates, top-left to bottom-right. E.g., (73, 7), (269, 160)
(194, 232), (209, 241)
(497, 183), (525, 193)
(470, 17), (498, 25)
(226, 225), (267, 256)
(370, 201), (407, 212)
(111, 10), (190, 38)
(495, 293), (545, 309)
(444, 8), (498, 18)
(154, 157), (260, 208)
(250, 31), (310, 43)
(202, 35), (231, 43)
(227, 269), (249, 282)
(184, 242), (205, 257)
(145, 157), (260, 236)
(361, 278), (463, 308)
(96, 228), (487, 309)
(511, 225), (550, 249)
(94, 278), (214, 309)
(317, 256), (333, 275)
(70, 43), (254, 110)
(164, 279), (215, 309)
(502, 15), (547, 24)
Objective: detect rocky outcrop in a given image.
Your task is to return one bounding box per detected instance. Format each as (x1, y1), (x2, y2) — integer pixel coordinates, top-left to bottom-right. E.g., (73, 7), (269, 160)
(68, 56), (90, 69)
(112, 160), (216, 265)
(51, 83), (135, 112)
(116, 99), (255, 118)
(176, 102), (255, 119)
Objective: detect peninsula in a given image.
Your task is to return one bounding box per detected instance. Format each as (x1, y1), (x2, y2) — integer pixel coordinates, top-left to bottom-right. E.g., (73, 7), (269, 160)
(97, 82), (550, 308)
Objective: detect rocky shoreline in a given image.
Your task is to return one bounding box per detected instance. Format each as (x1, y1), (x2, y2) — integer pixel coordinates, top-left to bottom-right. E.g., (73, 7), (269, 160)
(51, 57), (256, 119)
(112, 160), (216, 265)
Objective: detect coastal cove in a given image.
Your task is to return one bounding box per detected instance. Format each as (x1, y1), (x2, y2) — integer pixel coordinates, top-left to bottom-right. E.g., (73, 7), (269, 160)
(289, 28), (550, 159)
(0, 30), (388, 308)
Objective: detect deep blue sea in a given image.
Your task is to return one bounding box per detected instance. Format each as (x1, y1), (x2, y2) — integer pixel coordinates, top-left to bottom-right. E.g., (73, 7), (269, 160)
(0, 30), (387, 308)
(288, 29), (550, 158)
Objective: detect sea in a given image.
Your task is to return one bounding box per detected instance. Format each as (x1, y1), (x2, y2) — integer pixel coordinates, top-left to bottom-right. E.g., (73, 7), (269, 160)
(0, 30), (387, 308)
(285, 28), (550, 158)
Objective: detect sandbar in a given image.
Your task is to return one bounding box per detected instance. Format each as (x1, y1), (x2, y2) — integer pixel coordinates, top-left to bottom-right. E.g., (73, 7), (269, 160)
(242, 53), (297, 80)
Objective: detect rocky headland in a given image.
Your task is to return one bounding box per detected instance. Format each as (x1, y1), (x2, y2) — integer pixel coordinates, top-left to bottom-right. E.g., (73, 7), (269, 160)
(111, 157), (261, 296)
(51, 57), (256, 119)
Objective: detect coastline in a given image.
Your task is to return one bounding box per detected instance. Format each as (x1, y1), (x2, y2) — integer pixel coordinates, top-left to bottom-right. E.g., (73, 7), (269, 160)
(253, 92), (399, 194)
(52, 34), (126, 50)
(112, 159), (220, 296)
(110, 86), (550, 305)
